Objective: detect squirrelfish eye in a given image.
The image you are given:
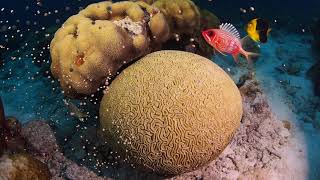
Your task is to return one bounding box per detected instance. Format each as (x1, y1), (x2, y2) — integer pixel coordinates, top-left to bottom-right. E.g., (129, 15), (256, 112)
(207, 31), (214, 37)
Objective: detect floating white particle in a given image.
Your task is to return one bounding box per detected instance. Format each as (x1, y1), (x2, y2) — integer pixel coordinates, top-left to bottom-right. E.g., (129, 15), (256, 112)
(240, 8), (246, 13)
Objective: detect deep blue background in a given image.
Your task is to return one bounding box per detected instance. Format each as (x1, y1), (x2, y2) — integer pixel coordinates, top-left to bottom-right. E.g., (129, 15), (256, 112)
(1, 0), (319, 30)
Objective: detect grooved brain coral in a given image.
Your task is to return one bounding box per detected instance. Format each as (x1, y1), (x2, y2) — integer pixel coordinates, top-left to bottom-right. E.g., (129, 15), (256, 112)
(99, 50), (243, 176)
(50, 1), (170, 97)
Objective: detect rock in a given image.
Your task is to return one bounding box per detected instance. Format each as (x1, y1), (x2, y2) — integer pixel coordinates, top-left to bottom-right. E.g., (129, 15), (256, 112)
(21, 120), (59, 161)
(0, 98), (27, 154)
(275, 63), (301, 76)
(238, 168), (273, 180)
(65, 164), (106, 180)
(20, 120), (108, 179)
(236, 73), (254, 88)
(282, 120), (292, 130)
(0, 153), (51, 180)
(4, 117), (27, 153)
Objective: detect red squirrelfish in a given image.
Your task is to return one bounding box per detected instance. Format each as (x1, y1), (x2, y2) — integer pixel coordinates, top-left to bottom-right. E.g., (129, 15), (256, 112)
(202, 23), (259, 63)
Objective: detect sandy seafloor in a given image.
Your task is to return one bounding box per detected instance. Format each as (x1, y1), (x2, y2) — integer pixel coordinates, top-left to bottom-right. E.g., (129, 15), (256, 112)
(214, 30), (320, 179)
(1, 28), (320, 179)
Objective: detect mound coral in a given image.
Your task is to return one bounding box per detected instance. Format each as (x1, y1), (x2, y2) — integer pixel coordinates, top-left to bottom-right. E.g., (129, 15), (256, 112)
(50, 1), (170, 97)
(0, 154), (51, 180)
(99, 50), (243, 176)
(152, 0), (201, 35)
(199, 9), (220, 29)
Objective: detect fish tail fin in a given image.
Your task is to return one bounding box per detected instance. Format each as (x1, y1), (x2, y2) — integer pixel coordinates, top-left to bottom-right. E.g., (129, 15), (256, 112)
(232, 53), (240, 64)
(240, 35), (250, 44)
(240, 49), (260, 64)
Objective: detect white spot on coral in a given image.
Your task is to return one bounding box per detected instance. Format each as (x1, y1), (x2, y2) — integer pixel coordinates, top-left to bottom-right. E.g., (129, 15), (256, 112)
(113, 17), (143, 35)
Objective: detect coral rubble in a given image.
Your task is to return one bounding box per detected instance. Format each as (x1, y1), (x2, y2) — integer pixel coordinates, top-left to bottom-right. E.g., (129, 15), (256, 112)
(21, 121), (108, 180)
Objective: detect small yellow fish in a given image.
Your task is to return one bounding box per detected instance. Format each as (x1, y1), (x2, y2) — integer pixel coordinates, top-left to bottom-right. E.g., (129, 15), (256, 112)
(63, 99), (88, 122)
(246, 18), (271, 43)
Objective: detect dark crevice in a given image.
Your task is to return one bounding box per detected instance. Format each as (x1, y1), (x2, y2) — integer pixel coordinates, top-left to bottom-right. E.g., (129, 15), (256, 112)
(0, 97), (6, 156)
(139, 5), (151, 23)
(106, 6), (112, 13)
(73, 26), (79, 38)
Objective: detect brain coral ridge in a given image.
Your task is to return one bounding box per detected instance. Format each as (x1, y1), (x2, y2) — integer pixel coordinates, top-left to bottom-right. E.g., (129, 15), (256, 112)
(99, 50), (243, 176)
(50, 1), (170, 97)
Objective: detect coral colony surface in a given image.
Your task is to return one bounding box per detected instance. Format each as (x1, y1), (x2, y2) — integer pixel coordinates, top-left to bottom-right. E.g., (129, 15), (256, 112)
(0, 0), (320, 180)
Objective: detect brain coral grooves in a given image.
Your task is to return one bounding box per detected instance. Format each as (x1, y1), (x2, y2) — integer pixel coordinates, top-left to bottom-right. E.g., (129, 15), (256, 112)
(50, 1), (170, 97)
(99, 50), (243, 176)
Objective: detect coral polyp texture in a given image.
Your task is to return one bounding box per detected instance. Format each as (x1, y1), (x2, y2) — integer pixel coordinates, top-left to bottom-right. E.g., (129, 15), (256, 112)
(50, 1), (170, 97)
(152, 0), (201, 35)
(0, 154), (51, 180)
(99, 50), (243, 176)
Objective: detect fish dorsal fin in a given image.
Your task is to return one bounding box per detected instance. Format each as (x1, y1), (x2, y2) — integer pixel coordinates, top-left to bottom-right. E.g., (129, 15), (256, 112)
(219, 23), (240, 39)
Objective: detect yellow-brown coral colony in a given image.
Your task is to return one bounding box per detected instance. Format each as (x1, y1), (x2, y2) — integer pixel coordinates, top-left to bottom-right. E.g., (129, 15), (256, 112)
(50, 1), (170, 97)
(152, 0), (201, 35)
(99, 51), (243, 176)
(49, 0), (208, 97)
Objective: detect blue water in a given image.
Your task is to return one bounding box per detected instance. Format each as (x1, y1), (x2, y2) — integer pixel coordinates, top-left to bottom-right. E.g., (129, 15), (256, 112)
(0, 0), (320, 179)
